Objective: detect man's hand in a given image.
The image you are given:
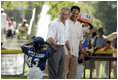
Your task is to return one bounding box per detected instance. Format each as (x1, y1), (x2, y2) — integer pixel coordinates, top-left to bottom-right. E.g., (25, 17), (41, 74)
(67, 50), (72, 59)
(47, 38), (59, 47)
(44, 41), (57, 52)
(80, 54), (84, 61)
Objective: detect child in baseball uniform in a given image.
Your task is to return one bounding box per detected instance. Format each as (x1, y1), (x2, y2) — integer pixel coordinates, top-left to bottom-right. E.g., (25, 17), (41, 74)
(21, 36), (56, 79)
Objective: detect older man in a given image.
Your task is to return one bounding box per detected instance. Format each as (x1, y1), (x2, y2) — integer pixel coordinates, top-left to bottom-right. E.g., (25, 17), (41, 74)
(47, 7), (71, 79)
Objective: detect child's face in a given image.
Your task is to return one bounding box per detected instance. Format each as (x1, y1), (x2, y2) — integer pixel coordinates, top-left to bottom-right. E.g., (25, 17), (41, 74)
(33, 43), (40, 50)
(33, 42), (44, 50)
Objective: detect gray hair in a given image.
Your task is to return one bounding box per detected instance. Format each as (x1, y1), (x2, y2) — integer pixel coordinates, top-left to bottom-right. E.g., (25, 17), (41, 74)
(60, 7), (70, 13)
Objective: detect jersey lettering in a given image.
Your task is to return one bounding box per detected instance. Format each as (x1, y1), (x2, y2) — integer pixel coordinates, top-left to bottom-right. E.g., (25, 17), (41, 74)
(27, 57), (40, 67)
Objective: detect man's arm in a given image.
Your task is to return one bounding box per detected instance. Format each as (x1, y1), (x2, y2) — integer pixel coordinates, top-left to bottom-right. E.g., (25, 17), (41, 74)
(44, 41), (57, 52)
(46, 37), (63, 47)
(21, 42), (32, 55)
(79, 40), (84, 60)
(92, 37), (97, 48)
(65, 40), (71, 51)
(46, 37), (56, 46)
(65, 40), (72, 59)
(79, 40), (83, 54)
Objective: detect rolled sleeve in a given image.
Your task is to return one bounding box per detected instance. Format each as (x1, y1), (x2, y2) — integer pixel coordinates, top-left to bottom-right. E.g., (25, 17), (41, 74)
(47, 23), (57, 40)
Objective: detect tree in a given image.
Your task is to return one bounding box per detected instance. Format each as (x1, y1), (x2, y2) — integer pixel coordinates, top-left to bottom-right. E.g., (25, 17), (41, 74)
(94, 1), (117, 35)
(2, 1), (116, 36)
(47, 1), (102, 31)
(46, 1), (76, 20)
(1, 1), (44, 24)
(47, 1), (117, 35)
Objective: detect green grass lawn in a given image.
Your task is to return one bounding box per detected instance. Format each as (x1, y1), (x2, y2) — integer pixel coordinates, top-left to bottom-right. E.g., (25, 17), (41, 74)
(1, 75), (48, 79)
(1, 63), (116, 79)
(1, 75), (27, 79)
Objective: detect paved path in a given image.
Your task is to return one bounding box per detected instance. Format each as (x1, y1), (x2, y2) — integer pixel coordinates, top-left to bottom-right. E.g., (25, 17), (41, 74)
(2, 35), (31, 49)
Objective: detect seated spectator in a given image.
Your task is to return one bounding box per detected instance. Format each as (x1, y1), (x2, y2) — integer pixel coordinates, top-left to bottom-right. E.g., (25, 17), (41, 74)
(17, 20), (29, 39)
(104, 40), (112, 51)
(10, 17), (16, 36)
(6, 23), (14, 38)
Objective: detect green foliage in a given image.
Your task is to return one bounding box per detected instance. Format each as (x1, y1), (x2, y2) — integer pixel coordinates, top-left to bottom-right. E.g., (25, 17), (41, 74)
(1, 1), (117, 36)
(1, 1), (29, 9)
(1, 75), (48, 79)
(94, 1), (117, 35)
(46, 1), (76, 20)
(1, 75), (27, 79)
(47, 1), (117, 36)
(1, 1), (44, 24)
(77, 1), (102, 31)
(47, 1), (102, 31)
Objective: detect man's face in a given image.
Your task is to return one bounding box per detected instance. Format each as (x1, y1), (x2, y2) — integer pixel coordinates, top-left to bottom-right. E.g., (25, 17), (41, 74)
(70, 9), (79, 21)
(60, 10), (69, 22)
(11, 19), (13, 22)
(99, 30), (104, 36)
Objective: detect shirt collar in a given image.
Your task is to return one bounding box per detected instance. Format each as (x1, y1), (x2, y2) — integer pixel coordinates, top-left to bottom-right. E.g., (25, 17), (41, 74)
(57, 17), (69, 26)
(57, 17), (62, 22)
(68, 18), (77, 24)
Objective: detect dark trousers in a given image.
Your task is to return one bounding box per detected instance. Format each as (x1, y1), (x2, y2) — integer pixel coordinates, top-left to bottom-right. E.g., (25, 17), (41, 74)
(48, 47), (65, 79)
(7, 30), (12, 37)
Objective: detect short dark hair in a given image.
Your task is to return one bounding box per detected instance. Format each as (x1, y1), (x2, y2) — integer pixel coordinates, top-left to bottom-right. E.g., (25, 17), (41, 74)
(92, 31), (97, 37)
(98, 28), (103, 32)
(71, 6), (80, 12)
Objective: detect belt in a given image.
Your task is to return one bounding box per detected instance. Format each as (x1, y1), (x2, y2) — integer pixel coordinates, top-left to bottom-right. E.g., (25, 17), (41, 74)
(57, 45), (64, 47)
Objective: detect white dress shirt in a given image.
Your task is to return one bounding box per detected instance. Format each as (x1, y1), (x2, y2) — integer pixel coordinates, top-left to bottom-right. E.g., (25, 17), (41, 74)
(64, 19), (83, 57)
(1, 12), (8, 42)
(47, 18), (70, 45)
(1, 12), (8, 29)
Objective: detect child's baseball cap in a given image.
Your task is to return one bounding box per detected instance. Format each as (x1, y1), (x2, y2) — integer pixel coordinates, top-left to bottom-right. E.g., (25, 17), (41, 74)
(33, 37), (44, 46)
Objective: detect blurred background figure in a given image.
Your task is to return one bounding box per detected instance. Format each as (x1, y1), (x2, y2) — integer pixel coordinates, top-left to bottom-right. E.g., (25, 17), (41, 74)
(104, 40), (112, 50)
(92, 28), (107, 78)
(111, 36), (117, 78)
(103, 40), (112, 78)
(17, 19), (29, 39)
(1, 8), (9, 49)
(6, 22), (14, 39)
(92, 28), (107, 49)
(90, 31), (97, 49)
(10, 17), (16, 36)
